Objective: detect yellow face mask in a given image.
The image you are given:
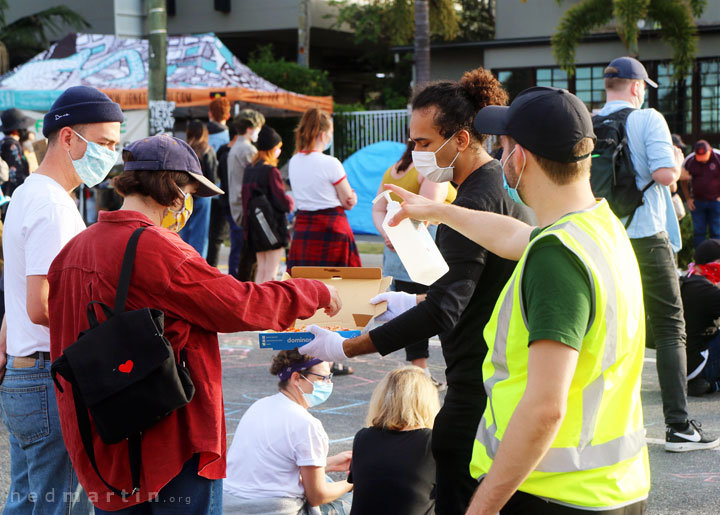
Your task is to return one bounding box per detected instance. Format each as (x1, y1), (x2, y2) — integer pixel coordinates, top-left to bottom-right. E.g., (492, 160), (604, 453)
(161, 186), (193, 232)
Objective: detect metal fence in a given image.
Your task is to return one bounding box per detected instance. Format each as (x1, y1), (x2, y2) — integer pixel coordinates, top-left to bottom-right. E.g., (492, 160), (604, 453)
(331, 109), (410, 162)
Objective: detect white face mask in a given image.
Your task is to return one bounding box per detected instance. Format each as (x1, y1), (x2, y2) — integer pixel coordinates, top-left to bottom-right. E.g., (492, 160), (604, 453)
(274, 147), (282, 159)
(412, 132), (459, 183)
(251, 128), (260, 143)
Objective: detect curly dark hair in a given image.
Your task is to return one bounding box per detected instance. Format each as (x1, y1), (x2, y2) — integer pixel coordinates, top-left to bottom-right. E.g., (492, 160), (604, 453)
(270, 349), (315, 388)
(411, 67), (508, 146)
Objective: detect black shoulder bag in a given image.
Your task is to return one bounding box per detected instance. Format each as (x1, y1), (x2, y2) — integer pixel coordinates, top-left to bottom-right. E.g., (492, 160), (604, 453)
(51, 227), (195, 496)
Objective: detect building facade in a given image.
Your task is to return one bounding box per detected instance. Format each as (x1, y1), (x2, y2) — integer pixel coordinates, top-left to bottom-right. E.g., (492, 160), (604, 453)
(399, 0), (720, 145)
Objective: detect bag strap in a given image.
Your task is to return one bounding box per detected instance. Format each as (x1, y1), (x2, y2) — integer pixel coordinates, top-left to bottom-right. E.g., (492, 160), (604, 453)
(114, 227), (147, 315)
(623, 180), (656, 228)
(71, 379), (142, 497)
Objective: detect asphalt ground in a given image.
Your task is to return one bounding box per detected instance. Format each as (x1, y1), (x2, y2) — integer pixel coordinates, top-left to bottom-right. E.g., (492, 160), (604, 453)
(1, 243), (719, 513)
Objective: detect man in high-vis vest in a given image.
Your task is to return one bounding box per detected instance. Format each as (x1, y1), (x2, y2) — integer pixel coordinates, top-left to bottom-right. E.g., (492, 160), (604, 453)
(383, 87), (650, 514)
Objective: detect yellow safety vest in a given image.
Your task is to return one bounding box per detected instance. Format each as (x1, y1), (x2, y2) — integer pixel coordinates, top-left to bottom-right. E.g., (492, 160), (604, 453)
(470, 200), (650, 510)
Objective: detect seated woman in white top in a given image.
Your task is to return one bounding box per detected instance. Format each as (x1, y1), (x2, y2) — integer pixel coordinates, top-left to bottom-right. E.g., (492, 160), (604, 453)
(223, 350), (353, 515)
(287, 107), (361, 270)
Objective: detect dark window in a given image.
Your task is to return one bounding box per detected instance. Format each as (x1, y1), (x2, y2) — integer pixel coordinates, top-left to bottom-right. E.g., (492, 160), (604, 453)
(497, 69), (534, 102)
(700, 60), (720, 134)
(656, 63), (692, 135)
(574, 65), (605, 112)
(535, 67), (569, 89)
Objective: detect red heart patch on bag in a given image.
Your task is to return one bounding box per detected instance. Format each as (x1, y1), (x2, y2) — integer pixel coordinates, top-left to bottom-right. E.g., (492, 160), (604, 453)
(118, 360), (134, 374)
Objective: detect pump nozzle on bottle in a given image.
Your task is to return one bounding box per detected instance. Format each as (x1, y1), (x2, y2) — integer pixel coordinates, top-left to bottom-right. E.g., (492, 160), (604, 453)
(372, 191), (394, 205)
(374, 188), (449, 285)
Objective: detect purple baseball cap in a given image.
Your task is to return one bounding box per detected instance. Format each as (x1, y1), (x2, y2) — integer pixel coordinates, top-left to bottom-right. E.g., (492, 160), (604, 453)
(123, 135), (223, 197)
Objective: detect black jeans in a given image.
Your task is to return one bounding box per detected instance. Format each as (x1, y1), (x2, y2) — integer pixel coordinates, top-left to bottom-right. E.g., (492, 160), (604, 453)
(394, 280), (430, 362)
(630, 233), (688, 425)
(432, 389), (486, 515)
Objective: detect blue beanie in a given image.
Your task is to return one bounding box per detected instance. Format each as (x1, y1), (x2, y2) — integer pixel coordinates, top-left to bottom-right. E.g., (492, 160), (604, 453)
(43, 86), (124, 137)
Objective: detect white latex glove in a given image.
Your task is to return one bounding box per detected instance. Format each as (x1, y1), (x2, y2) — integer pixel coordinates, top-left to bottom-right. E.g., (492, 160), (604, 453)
(370, 291), (417, 322)
(299, 325), (348, 362)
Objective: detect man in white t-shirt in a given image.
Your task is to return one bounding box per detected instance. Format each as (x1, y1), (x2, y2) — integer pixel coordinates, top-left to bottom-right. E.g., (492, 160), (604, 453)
(0, 86), (123, 514)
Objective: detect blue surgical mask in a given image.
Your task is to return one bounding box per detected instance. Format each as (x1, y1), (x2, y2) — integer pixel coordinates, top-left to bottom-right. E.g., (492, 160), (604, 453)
(501, 147), (527, 206)
(69, 129), (119, 187)
(324, 133), (333, 152)
(298, 376), (333, 407)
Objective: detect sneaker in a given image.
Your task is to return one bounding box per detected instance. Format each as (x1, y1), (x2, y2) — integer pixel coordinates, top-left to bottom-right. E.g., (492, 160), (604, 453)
(665, 420), (720, 452)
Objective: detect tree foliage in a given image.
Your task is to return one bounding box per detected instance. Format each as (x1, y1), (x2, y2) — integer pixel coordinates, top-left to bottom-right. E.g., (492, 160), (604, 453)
(552, 0), (705, 80)
(328, 0), (459, 47)
(246, 44), (333, 97)
(456, 0), (495, 41)
(0, 0), (90, 69)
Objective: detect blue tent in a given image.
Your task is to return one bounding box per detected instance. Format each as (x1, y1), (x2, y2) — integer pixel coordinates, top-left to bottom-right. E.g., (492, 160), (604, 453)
(344, 141), (405, 235)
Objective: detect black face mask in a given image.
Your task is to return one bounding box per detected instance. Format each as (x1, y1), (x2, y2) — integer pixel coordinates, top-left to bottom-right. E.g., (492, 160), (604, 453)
(17, 128), (29, 142)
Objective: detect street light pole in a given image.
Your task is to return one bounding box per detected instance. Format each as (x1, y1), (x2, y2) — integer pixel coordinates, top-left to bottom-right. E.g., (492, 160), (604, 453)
(147, 0), (169, 135)
(298, 0), (311, 67)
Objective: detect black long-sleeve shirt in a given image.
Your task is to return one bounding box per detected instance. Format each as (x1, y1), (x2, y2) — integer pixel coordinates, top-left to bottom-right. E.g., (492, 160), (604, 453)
(680, 274), (720, 375)
(370, 160), (535, 394)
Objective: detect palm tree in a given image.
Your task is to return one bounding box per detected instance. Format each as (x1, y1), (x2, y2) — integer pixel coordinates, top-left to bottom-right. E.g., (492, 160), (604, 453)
(415, 0), (431, 86)
(0, 0), (89, 72)
(552, 0), (706, 80)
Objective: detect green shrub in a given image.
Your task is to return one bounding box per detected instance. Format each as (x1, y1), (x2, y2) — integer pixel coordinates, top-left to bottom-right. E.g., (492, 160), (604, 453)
(247, 44), (333, 97)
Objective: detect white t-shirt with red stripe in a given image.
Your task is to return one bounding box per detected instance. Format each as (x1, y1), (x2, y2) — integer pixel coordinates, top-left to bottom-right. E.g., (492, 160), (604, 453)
(288, 151), (346, 211)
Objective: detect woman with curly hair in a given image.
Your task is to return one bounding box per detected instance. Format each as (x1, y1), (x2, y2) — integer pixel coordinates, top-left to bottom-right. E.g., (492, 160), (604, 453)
(223, 350), (353, 514)
(300, 67), (536, 514)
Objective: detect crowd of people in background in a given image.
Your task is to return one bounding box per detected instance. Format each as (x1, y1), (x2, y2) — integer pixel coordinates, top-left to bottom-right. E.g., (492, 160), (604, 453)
(0, 55), (720, 515)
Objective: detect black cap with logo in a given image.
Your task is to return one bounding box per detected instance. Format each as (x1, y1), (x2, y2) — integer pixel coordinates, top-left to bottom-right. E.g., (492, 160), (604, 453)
(473, 86), (596, 164)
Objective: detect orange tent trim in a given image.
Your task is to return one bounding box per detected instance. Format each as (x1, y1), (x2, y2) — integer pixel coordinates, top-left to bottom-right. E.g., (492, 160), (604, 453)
(101, 87), (333, 114)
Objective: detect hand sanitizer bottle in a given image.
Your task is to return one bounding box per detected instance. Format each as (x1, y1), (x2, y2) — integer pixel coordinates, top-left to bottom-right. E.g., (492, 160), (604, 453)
(373, 191), (449, 285)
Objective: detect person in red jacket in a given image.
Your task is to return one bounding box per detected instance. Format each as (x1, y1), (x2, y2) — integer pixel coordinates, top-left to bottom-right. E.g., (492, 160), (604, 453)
(48, 134), (340, 514)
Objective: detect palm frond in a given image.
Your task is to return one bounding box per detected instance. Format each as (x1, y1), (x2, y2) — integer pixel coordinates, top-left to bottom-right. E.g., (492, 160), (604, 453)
(612, 0), (651, 55)
(0, 0), (7, 27)
(0, 6), (89, 50)
(552, 0), (613, 77)
(647, 0), (698, 80)
(688, 0), (707, 17)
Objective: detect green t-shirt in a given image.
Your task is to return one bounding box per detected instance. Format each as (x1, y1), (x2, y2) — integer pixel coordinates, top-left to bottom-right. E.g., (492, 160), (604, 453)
(521, 227), (593, 351)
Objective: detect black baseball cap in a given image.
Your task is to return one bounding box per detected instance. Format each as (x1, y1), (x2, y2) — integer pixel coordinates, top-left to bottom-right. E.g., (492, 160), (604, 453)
(695, 239), (720, 265)
(473, 87), (596, 163)
(694, 140), (710, 155)
(123, 135), (223, 197)
(604, 57), (658, 88)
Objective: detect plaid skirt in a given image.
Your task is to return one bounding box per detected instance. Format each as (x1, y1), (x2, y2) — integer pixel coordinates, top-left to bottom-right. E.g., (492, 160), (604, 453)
(287, 207), (362, 271)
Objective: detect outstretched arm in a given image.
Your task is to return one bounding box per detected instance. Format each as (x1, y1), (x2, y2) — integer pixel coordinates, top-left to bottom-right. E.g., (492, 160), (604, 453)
(384, 184), (534, 261)
(467, 340), (579, 514)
